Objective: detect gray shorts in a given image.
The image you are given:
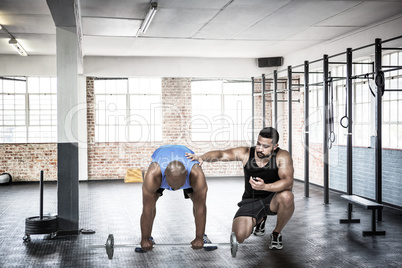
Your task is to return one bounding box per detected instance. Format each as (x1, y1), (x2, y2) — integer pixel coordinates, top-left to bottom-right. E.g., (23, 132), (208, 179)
(234, 193), (277, 223)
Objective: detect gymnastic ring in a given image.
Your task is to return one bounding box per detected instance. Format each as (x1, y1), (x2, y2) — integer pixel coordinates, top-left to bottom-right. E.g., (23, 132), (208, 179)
(327, 138), (333, 150)
(329, 131), (336, 143)
(340, 116), (348, 128)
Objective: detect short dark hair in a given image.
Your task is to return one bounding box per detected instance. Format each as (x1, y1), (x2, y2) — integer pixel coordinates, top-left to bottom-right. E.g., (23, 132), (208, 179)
(259, 127), (279, 144)
(165, 161), (187, 189)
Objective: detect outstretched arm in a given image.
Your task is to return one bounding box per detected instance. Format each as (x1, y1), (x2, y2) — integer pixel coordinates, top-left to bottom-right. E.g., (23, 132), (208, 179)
(140, 162), (161, 251)
(186, 147), (250, 166)
(188, 164), (208, 249)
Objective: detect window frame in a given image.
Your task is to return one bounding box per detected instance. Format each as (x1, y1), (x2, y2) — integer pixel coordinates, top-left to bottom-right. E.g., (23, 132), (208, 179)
(190, 79), (253, 142)
(94, 77), (162, 143)
(0, 76), (57, 143)
(382, 51), (402, 148)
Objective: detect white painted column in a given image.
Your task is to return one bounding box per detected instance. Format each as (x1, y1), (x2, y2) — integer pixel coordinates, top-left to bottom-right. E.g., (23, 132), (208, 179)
(78, 74), (88, 181)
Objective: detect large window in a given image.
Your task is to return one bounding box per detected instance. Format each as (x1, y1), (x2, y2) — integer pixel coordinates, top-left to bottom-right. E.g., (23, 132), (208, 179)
(331, 61), (373, 147)
(352, 59), (372, 147)
(191, 80), (252, 142)
(0, 77), (57, 143)
(383, 51), (402, 148)
(307, 72), (323, 143)
(309, 62), (373, 147)
(332, 64), (347, 146)
(307, 52), (402, 149)
(94, 78), (162, 143)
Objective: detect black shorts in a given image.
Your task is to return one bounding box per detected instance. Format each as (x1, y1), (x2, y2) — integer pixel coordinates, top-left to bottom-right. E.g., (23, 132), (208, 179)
(234, 192), (277, 222)
(157, 188), (194, 199)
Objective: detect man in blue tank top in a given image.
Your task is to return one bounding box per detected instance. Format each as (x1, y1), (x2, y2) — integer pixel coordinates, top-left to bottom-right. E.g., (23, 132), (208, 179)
(186, 127), (295, 250)
(139, 145), (217, 252)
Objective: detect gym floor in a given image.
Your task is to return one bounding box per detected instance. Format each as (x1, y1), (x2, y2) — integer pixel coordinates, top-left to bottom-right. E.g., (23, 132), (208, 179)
(0, 177), (401, 268)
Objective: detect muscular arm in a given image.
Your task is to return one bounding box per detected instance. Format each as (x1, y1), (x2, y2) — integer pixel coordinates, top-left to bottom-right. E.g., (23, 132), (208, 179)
(140, 162), (161, 250)
(250, 150), (294, 192)
(186, 147), (250, 166)
(189, 164), (208, 249)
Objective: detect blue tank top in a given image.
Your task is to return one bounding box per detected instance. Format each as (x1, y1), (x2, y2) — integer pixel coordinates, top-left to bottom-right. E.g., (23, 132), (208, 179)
(151, 145), (199, 191)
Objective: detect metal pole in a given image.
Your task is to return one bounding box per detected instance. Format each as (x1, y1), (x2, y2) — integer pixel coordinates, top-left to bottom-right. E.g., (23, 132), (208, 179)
(40, 170), (44, 220)
(304, 61), (310, 197)
(287, 66), (293, 156)
(251, 77), (255, 145)
(262, 74), (266, 128)
(374, 38), (383, 221)
(346, 48), (353, 195)
(323, 55), (330, 204)
(273, 71), (278, 129)
(346, 48), (354, 218)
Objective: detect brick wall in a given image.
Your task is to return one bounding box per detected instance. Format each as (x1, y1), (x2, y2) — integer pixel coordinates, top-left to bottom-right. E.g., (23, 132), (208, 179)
(0, 143), (57, 181)
(86, 77), (159, 180)
(291, 83), (305, 181)
(252, 77), (273, 134)
(89, 75), (327, 183)
(86, 78), (95, 144)
(252, 78), (264, 131)
(162, 78), (192, 144)
(274, 75), (324, 186)
(0, 75), (337, 187)
(86, 77), (250, 179)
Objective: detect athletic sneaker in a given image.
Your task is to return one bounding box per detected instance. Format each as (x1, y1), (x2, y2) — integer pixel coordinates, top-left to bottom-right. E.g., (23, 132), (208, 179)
(203, 234), (218, 251)
(135, 237), (155, 253)
(269, 232), (283, 250)
(253, 216), (267, 236)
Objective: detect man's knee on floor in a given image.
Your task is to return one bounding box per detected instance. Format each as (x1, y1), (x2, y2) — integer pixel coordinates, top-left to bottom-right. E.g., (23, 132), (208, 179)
(233, 229), (248, 243)
(232, 218), (254, 243)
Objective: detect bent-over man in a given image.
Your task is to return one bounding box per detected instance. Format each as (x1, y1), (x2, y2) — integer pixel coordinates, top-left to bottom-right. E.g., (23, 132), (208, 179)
(139, 144), (217, 252)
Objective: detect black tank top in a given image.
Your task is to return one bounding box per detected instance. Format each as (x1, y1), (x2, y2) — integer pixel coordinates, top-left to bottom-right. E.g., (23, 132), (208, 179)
(242, 146), (280, 199)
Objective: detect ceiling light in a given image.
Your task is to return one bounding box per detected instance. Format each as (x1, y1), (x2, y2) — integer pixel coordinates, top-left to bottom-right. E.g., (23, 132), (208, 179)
(1, 24), (28, 56)
(9, 38), (28, 56)
(137, 2), (157, 36)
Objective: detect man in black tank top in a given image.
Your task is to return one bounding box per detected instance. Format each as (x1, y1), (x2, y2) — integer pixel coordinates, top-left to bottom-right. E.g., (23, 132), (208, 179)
(186, 127), (295, 250)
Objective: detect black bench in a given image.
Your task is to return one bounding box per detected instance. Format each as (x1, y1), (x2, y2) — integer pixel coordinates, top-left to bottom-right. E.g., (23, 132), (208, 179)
(339, 194), (386, 236)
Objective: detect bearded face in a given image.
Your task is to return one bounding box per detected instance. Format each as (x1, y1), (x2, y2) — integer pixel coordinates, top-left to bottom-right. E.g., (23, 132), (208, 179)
(255, 136), (278, 160)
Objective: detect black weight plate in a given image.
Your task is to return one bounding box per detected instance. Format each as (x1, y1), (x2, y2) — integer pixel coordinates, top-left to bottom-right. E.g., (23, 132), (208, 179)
(25, 216), (58, 235)
(106, 234), (114, 259)
(230, 232), (238, 257)
(81, 229), (96, 234)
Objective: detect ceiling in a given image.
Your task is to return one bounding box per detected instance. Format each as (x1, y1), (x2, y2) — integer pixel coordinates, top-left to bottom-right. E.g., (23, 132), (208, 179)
(0, 0), (402, 59)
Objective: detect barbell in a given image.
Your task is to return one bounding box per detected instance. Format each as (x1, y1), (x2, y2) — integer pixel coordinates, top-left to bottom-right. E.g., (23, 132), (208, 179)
(90, 232), (248, 259)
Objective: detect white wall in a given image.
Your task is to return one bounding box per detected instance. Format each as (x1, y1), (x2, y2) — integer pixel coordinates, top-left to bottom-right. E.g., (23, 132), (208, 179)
(83, 56), (264, 79)
(0, 55), (56, 76)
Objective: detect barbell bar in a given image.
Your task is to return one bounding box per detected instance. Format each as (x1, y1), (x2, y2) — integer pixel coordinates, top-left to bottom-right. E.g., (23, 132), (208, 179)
(90, 232), (246, 259)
